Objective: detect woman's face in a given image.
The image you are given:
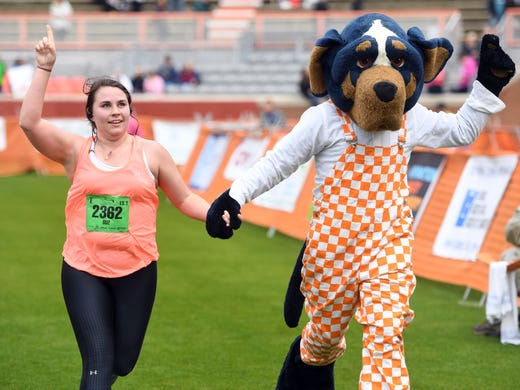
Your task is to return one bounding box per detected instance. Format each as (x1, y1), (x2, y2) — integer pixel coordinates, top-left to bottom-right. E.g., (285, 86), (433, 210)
(92, 86), (130, 140)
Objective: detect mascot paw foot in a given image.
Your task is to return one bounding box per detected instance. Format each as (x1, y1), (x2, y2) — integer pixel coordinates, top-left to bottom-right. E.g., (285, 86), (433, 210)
(275, 336), (335, 390)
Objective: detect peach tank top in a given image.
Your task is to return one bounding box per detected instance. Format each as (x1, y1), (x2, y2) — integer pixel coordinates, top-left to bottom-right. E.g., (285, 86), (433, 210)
(62, 136), (159, 277)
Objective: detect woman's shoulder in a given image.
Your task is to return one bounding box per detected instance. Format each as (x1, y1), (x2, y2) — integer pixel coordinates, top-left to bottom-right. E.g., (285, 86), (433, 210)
(139, 136), (171, 163)
(138, 136), (161, 151)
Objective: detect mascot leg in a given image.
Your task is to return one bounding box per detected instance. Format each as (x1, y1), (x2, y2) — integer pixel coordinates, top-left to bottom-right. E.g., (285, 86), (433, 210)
(275, 335), (335, 390)
(283, 241), (306, 328)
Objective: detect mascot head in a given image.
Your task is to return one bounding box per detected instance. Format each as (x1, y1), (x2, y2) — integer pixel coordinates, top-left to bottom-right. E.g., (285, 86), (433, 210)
(309, 13), (453, 131)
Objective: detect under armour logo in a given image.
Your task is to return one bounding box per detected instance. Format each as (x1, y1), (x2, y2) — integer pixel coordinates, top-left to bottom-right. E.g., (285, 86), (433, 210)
(89, 370), (98, 376)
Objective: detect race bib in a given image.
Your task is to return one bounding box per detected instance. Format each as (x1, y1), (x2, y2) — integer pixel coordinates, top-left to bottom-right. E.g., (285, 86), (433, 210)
(86, 194), (130, 233)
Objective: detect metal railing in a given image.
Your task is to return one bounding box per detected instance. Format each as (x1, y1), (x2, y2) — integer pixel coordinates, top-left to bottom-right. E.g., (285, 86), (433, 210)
(0, 9), (462, 51)
(0, 9), (465, 95)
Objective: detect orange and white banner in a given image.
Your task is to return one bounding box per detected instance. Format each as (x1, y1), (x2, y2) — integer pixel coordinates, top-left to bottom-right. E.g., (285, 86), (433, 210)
(2, 115), (520, 298)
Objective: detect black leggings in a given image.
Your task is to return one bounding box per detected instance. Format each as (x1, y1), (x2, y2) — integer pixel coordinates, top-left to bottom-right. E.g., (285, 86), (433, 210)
(61, 260), (157, 390)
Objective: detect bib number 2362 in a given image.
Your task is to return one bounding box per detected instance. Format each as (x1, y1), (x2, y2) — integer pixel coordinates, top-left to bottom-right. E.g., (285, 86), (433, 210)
(86, 194), (130, 233)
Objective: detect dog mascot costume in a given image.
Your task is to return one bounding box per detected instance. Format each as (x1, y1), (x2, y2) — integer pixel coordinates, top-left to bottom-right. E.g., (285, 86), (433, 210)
(206, 13), (515, 389)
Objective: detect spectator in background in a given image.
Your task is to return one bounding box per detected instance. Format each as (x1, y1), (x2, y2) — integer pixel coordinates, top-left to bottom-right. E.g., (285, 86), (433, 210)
(450, 31), (480, 93)
(452, 50), (479, 93)
(129, 0), (145, 11)
(462, 30), (480, 57)
(351, 0), (363, 10)
(473, 206), (520, 341)
(301, 0), (315, 9)
(157, 55), (178, 91)
(298, 67), (319, 106)
(279, 0), (301, 9)
(0, 56), (6, 93)
(259, 99), (287, 131)
(167, 0), (185, 11)
(131, 66), (145, 93)
(178, 62), (201, 89)
(301, 0), (328, 10)
(313, 0), (329, 10)
(192, 0), (212, 11)
(97, 0), (128, 11)
(434, 102), (449, 113)
(143, 70), (166, 94)
(3, 58), (34, 98)
(49, 0), (74, 41)
(156, 0), (168, 10)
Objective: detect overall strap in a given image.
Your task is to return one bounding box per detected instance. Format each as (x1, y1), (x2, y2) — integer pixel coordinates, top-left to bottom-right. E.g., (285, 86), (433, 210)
(329, 100), (357, 146)
(398, 115), (407, 148)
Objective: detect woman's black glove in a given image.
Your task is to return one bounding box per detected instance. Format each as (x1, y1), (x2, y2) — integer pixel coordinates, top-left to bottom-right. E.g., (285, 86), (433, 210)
(477, 34), (516, 96)
(206, 189), (242, 239)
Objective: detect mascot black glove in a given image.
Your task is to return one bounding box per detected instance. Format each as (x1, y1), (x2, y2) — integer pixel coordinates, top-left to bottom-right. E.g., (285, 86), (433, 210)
(206, 189), (242, 239)
(477, 34), (516, 96)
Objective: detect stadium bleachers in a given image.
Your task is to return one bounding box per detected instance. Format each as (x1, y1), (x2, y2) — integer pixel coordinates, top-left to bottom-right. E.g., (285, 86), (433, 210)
(0, 9), (467, 97)
(1, 1), (517, 103)
(0, 0), (220, 13)
(261, 0), (489, 35)
(0, 0), (488, 34)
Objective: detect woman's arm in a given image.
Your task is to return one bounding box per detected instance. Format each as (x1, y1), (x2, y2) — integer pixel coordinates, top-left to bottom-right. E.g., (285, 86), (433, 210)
(18, 25), (83, 174)
(150, 140), (209, 221)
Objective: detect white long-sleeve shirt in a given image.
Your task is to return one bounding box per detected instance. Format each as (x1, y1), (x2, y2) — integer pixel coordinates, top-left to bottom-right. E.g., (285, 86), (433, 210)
(230, 82), (505, 206)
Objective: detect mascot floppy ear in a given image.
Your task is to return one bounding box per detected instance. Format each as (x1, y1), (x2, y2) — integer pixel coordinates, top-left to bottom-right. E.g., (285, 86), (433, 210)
(407, 27), (453, 83)
(308, 29), (344, 97)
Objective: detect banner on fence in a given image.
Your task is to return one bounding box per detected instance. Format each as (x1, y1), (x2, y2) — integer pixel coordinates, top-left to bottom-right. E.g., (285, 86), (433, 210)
(407, 151), (447, 231)
(252, 159), (313, 213)
(189, 133), (231, 191)
(433, 154), (518, 260)
(152, 120), (201, 166)
(223, 136), (270, 181)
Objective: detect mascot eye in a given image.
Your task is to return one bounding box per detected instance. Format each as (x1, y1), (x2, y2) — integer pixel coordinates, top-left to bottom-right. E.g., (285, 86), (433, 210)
(357, 57), (373, 69)
(391, 57), (405, 68)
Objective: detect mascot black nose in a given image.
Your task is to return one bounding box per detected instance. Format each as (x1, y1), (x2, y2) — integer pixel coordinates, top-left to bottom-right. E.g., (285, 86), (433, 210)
(374, 81), (397, 102)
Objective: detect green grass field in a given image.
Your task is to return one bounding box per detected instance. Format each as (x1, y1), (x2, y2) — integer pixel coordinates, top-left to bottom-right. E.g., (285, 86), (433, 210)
(1, 173), (518, 389)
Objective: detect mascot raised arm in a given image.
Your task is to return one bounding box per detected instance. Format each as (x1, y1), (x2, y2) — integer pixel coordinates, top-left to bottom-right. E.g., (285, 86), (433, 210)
(206, 13), (515, 390)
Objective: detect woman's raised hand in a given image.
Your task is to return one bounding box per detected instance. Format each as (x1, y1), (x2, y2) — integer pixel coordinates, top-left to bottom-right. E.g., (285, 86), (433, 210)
(35, 25), (57, 70)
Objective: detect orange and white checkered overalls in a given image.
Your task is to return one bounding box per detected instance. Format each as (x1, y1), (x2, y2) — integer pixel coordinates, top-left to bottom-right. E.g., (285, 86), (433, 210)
(300, 105), (417, 389)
